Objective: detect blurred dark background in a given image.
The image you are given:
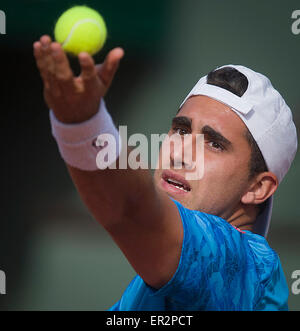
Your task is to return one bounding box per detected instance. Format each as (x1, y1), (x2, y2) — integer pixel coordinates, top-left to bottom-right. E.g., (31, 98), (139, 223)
(0, 0), (299, 310)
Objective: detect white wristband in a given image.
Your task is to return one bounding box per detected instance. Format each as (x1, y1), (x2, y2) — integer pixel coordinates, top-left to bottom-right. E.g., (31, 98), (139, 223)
(49, 99), (121, 171)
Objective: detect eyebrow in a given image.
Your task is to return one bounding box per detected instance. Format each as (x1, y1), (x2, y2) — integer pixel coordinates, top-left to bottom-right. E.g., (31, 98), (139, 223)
(171, 117), (232, 148)
(172, 116), (192, 129)
(202, 125), (232, 148)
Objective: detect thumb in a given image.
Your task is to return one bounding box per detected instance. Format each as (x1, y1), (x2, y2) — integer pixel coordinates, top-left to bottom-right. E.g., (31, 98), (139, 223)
(96, 47), (124, 88)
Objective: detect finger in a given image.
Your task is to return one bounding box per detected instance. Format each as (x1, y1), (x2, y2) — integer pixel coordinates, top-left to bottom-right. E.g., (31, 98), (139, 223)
(33, 41), (48, 80)
(78, 52), (97, 84)
(39, 36), (58, 89)
(40, 35), (55, 74)
(34, 41), (53, 92)
(40, 35), (52, 49)
(34, 36), (61, 96)
(97, 47), (124, 87)
(35, 35), (52, 72)
(33, 41), (44, 72)
(50, 42), (75, 92)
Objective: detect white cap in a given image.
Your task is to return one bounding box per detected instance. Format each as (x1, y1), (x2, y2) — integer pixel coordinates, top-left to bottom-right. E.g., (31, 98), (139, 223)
(181, 64), (298, 237)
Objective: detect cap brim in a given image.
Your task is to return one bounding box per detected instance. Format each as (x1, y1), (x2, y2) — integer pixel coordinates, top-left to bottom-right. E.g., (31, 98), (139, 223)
(253, 196), (273, 237)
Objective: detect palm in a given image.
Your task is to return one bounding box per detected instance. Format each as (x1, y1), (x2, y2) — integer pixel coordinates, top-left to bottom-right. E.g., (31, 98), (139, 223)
(34, 35), (124, 124)
(43, 71), (103, 123)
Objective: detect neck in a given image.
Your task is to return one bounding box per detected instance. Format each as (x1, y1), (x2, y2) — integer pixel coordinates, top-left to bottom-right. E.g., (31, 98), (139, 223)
(227, 204), (259, 232)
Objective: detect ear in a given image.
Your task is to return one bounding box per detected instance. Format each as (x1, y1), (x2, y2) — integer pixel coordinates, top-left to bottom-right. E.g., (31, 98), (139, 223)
(241, 172), (278, 205)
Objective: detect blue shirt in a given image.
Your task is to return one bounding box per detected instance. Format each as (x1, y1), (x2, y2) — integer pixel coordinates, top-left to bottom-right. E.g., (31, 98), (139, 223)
(109, 199), (289, 311)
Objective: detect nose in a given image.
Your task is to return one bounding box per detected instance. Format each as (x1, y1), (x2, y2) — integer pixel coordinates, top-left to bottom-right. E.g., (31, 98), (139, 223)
(169, 134), (195, 170)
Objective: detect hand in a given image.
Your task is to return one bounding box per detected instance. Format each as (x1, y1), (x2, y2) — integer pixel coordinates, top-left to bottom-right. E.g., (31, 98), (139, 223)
(33, 35), (124, 124)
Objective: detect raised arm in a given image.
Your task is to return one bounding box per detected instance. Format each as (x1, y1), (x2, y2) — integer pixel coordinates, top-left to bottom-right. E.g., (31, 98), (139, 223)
(33, 35), (183, 289)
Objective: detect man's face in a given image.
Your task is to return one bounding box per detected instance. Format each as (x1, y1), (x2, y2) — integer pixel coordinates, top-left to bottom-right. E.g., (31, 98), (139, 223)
(154, 95), (253, 220)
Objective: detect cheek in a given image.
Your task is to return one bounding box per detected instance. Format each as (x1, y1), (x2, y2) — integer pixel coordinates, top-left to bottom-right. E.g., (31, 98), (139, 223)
(206, 150), (248, 173)
(198, 153), (249, 192)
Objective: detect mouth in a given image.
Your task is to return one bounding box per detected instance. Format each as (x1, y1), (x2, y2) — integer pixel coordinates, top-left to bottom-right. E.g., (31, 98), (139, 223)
(161, 170), (191, 195)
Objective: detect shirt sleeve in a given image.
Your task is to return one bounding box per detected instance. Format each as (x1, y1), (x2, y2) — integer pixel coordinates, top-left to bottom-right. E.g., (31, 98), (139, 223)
(254, 258), (289, 311)
(147, 198), (253, 310)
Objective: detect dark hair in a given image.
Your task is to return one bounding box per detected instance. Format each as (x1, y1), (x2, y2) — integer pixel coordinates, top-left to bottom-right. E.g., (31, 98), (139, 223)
(207, 67), (268, 179)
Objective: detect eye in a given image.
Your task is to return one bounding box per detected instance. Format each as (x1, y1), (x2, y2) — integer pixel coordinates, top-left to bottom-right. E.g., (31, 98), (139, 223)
(172, 127), (190, 136)
(207, 141), (224, 151)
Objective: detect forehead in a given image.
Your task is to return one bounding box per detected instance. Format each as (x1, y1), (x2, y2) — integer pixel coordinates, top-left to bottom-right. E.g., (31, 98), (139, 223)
(177, 95), (248, 138)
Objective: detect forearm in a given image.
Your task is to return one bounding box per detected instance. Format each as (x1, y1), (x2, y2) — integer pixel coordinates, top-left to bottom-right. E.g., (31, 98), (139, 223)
(66, 151), (160, 229)
(50, 97), (162, 228)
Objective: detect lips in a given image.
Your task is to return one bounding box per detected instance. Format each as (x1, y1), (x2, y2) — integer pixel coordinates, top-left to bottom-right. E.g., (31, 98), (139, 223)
(161, 170), (191, 194)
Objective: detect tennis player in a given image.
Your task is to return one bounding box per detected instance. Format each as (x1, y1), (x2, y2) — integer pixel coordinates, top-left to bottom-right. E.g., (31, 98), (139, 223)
(34, 35), (297, 311)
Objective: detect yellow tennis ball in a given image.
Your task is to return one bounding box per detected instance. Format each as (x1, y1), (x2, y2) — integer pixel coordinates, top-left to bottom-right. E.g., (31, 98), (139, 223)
(54, 6), (107, 56)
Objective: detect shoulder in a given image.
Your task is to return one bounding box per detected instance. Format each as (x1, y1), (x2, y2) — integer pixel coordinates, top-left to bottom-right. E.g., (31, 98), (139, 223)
(172, 198), (286, 290)
(171, 198), (250, 254)
(245, 232), (283, 287)
(246, 232), (278, 268)
(245, 233), (289, 310)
